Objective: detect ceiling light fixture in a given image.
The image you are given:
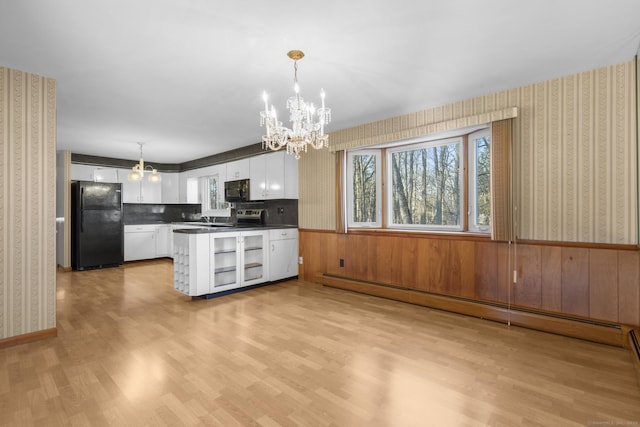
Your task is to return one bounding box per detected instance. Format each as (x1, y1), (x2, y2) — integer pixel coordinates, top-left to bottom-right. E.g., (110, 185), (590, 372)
(128, 142), (161, 182)
(260, 50), (331, 159)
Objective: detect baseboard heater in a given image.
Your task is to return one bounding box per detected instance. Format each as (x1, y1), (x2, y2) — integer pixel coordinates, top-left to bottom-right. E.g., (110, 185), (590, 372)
(317, 273), (626, 348)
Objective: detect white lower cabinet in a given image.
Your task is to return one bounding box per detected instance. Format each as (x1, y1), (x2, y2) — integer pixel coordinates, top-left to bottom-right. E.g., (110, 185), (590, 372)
(125, 224), (200, 261)
(124, 225), (157, 261)
(210, 230), (268, 292)
(174, 230), (270, 297)
(268, 229), (298, 281)
(155, 225), (172, 257)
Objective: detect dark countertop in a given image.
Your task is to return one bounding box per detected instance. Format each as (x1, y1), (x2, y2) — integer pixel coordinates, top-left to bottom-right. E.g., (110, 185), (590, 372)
(173, 224), (297, 234)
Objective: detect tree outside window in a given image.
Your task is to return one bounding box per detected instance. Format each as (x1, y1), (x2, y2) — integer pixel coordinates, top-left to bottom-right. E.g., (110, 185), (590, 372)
(389, 139), (461, 228)
(347, 151), (381, 227)
(469, 129), (491, 232)
(346, 128), (490, 233)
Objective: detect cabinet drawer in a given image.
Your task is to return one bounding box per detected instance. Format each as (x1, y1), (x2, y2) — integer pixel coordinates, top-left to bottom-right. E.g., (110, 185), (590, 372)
(268, 228), (298, 241)
(125, 224), (158, 233)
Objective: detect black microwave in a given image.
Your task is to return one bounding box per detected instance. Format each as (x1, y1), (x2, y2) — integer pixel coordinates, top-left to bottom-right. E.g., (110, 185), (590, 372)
(224, 179), (250, 202)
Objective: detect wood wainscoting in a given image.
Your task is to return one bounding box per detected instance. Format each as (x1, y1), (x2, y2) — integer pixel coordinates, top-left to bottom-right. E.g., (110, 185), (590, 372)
(299, 229), (640, 342)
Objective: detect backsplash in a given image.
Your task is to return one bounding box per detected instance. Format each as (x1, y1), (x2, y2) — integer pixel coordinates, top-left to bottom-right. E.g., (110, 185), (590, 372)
(123, 203), (201, 225)
(123, 200), (297, 226)
(236, 199), (298, 226)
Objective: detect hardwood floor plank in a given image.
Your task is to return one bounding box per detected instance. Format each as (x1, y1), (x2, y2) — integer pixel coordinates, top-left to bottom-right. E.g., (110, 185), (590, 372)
(0, 259), (638, 426)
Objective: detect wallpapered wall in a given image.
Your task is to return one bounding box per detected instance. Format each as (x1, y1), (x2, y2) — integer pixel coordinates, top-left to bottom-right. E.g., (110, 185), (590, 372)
(0, 67), (57, 340)
(299, 59), (639, 245)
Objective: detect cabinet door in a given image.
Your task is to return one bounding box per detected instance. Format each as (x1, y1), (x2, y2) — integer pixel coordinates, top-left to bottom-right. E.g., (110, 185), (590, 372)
(120, 172), (141, 203)
(93, 168), (118, 183)
(155, 225), (171, 257)
(161, 172), (180, 203)
(284, 153), (298, 199)
(124, 228), (156, 261)
(141, 180), (162, 203)
(269, 234), (298, 281)
(210, 233), (241, 292)
(70, 164), (98, 181)
(264, 152), (285, 199)
(226, 158), (250, 180)
(249, 156), (267, 200)
(250, 152), (286, 200)
(241, 231), (268, 286)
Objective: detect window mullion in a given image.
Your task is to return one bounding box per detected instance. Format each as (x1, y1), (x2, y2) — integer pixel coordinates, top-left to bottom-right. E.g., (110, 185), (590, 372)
(381, 148), (387, 229)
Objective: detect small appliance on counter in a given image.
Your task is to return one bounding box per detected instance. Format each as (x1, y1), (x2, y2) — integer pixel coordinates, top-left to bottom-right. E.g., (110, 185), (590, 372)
(224, 179), (250, 202)
(236, 209), (265, 226)
(71, 181), (124, 270)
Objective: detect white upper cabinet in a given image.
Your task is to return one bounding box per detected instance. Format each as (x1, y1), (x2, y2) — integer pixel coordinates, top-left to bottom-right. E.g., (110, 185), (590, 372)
(117, 168), (162, 203)
(71, 164), (118, 183)
(249, 152), (297, 200)
(283, 153), (298, 199)
(226, 158), (250, 181)
(161, 172), (179, 204)
(140, 179), (162, 203)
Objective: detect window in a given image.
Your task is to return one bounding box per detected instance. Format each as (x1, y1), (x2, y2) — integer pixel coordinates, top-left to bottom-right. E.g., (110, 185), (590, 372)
(346, 128), (491, 233)
(203, 175), (219, 212)
(387, 138), (462, 230)
(201, 174), (229, 215)
(468, 129), (491, 232)
(346, 150), (381, 227)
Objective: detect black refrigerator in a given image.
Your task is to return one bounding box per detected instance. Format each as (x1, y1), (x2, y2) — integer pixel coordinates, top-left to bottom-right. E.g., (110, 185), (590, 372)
(71, 181), (124, 270)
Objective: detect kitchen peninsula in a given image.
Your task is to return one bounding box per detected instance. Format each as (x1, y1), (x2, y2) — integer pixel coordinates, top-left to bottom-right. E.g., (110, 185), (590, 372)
(173, 223), (298, 298)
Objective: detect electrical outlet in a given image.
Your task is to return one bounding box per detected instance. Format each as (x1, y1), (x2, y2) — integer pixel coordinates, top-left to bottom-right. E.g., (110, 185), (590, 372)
(298, 256), (303, 265)
(339, 259), (344, 267)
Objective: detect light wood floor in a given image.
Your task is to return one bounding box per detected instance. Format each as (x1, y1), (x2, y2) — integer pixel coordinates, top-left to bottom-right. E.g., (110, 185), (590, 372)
(1, 259), (639, 426)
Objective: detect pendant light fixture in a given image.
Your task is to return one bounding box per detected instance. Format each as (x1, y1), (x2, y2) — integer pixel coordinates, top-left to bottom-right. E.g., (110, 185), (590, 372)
(260, 50), (331, 159)
(128, 142), (161, 182)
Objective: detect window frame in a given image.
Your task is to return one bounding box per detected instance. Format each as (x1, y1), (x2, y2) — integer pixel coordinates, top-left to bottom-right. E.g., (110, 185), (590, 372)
(344, 126), (491, 235)
(385, 137), (464, 232)
(346, 149), (383, 228)
(200, 174), (230, 217)
(468, 128), (491, 233)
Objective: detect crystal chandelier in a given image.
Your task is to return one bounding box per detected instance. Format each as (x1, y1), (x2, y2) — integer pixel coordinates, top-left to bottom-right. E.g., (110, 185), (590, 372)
(128, 142), (161, 182)
(260, 50), (331, 159)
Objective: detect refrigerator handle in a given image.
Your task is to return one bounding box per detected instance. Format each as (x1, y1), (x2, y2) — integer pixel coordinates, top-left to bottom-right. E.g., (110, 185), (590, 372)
(80, 187), (84, 233)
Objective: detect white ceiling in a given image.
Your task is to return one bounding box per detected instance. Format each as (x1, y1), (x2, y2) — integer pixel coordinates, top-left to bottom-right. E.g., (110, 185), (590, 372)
(2, 0), (640, 164)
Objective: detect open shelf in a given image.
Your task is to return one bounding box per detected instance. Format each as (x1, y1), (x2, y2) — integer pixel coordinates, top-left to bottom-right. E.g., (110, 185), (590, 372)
(214, 249), (237, 255)
(244, 262), (263, 270)
(215, 266), (237, 274)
